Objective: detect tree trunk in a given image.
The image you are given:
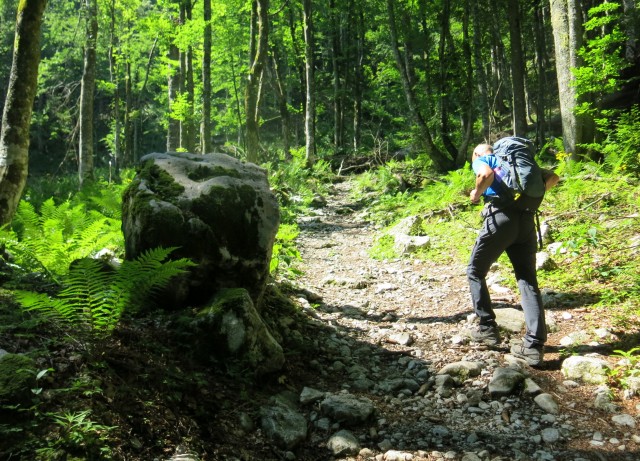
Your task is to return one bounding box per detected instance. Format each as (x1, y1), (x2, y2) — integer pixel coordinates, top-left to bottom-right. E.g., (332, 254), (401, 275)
(303, 0), (316, 167)
(0, 0), (47, 225)
(245, 0), (269, 164)
(270, 44), (291, 160)
(386, 0), (453, 172)
(330, 0), (344, 155)
(533, 0), (549, 146)
(167, 42), (180, 151)
(457, 0), (474, 167)
(201, 0), (212, 154)
(471, 1), (490, 140)
(78, 0), (98, 188)
(353, 7), (364, 153)
(180, 0), (195, 153)
(507, 0), (528, 136)
(436, 0), (458, 160)
(125, 62), (133, 165)
(549, 0), (594, 158)
(108, 0), (120, 176)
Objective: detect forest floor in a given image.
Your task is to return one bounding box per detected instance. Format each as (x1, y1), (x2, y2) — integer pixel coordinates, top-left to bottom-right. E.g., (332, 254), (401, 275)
(2, 176), (640, 461)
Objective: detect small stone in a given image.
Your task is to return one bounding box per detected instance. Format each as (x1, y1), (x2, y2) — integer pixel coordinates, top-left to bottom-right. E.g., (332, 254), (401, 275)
(611, 414), (636, 428)
(534, 393), (559, 414)
(541, 428), (560, 443)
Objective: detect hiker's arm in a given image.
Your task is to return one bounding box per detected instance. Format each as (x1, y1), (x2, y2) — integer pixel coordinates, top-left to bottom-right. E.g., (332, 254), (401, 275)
(541, 169), (560, 191)
(470, 163), (494, 203)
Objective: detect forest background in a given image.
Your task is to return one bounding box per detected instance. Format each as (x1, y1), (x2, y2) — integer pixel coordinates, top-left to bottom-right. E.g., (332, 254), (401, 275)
(1, 0), (638, 187)
(1, 0), (640, 459)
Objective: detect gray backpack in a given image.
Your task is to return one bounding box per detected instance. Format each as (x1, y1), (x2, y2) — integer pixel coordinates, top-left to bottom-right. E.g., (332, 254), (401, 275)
(492, 137), (546, 210)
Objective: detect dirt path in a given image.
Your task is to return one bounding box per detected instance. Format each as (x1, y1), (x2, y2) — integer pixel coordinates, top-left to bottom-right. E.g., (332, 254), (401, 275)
(287, 178), (638, 461)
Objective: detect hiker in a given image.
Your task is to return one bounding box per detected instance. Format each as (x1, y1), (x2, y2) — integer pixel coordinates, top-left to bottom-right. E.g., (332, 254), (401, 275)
(466, 141), (559, 366)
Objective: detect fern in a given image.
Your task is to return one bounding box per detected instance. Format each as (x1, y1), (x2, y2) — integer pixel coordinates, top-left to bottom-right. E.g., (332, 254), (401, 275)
(1, 198), (124, 280)
(15, 248), (194, 337)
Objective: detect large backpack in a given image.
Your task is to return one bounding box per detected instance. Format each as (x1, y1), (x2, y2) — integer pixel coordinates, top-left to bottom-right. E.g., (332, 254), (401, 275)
(491, 136), (546, 211)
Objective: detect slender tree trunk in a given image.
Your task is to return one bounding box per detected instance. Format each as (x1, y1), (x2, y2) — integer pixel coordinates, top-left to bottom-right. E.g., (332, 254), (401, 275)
(303, 0), (316, 167)
(386, 0), (453, 172)
(330, 0), (343, 155)
(167, 41), (180, 151)
(507, 0), (528, 136)
(457, 0), (474, 167)
(180, 0), (195, 152)
(353, 7), (364, 153)
(125, 62), (133, 165)
(549, 0), (594, 158)
(201, 0), (212, 154)
(270, 44), (291, 159)
(533, 0), (549, 146)
(437, 0), (458, 159)
(78, 0), (98, 188)
(245, 0), (269, 164)
(471, 1), (490, 140)
(0, 0), (47, 225)
(107, 0), (120, 177)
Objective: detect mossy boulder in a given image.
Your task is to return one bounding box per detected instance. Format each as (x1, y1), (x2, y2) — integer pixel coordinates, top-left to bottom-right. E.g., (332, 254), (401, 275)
(0, 353), (36, 404)
(122, 152), (280, 309)
(195, 288), (285, 375)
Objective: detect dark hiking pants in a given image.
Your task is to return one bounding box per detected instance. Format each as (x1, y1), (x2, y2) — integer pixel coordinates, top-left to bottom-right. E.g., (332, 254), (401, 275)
(467, 204), (547, 348)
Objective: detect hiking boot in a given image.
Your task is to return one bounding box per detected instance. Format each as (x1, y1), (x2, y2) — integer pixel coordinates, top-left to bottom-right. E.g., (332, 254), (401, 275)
(466, 324), (501, 346)
(510, 342), (544, 366)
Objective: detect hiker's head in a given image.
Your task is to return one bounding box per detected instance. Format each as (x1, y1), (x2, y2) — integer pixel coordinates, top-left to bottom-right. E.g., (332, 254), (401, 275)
(472, 144), (493, 161)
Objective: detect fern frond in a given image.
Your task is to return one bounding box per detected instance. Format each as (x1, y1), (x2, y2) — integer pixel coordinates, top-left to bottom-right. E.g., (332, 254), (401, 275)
(114, 247), (194, 312)
(13, 201), (42, 239)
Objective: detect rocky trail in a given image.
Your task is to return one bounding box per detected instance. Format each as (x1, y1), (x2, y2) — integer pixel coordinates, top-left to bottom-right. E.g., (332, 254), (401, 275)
(264, 177), (640, 461)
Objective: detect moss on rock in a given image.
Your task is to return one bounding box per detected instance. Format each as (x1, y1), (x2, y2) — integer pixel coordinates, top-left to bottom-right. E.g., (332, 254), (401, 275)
(0, 354), (36, 404)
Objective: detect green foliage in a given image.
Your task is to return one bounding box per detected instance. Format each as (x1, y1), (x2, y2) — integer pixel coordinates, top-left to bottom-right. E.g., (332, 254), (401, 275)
(15, 247), (194, 337)
(574, 2), (628, 100)
(597, 107), (640, 175)
(0, 199), (124, 281)
(270, 223), (302, 278)
(35, 410), (116, 460)
(610, 347), (640, 389)
(572, 2), (640, 174)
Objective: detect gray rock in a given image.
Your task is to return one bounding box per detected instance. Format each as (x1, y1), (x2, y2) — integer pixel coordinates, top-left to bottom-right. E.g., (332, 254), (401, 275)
(494, 308), (526, 334)
(541, 427), (560, 443)
(488, 367), (525, 398)
(383, 450), (414, 461)
(534, 393), (559, 414)
(121, 152), (279, 309)
(327, 429), (360, 456)
(300, 387), (325, 405)
(320, 394), (375, 426)
(561, 355), (611, 384)
(524, 378), (542, 395)
(594, 392), (620, 413)
(437, 361), (483, 380)
(536, 252), (557, 271)
(611, 414), (636, 428)
(260, 400), (308, 449)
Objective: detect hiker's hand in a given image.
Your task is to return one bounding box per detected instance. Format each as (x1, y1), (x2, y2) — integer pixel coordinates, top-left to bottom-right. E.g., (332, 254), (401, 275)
(470, 189), (482, 204)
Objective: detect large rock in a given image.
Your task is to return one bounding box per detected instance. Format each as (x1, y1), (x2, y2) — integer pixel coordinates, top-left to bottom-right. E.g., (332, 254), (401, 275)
(121, 152), (279, 309)
(194, 288), (284, 375)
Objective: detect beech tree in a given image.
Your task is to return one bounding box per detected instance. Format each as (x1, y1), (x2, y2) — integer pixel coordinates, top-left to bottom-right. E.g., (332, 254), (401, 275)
(78, 0), (98, 187)
(549, 0), (595, 158)
(0, 0), (47, 225)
